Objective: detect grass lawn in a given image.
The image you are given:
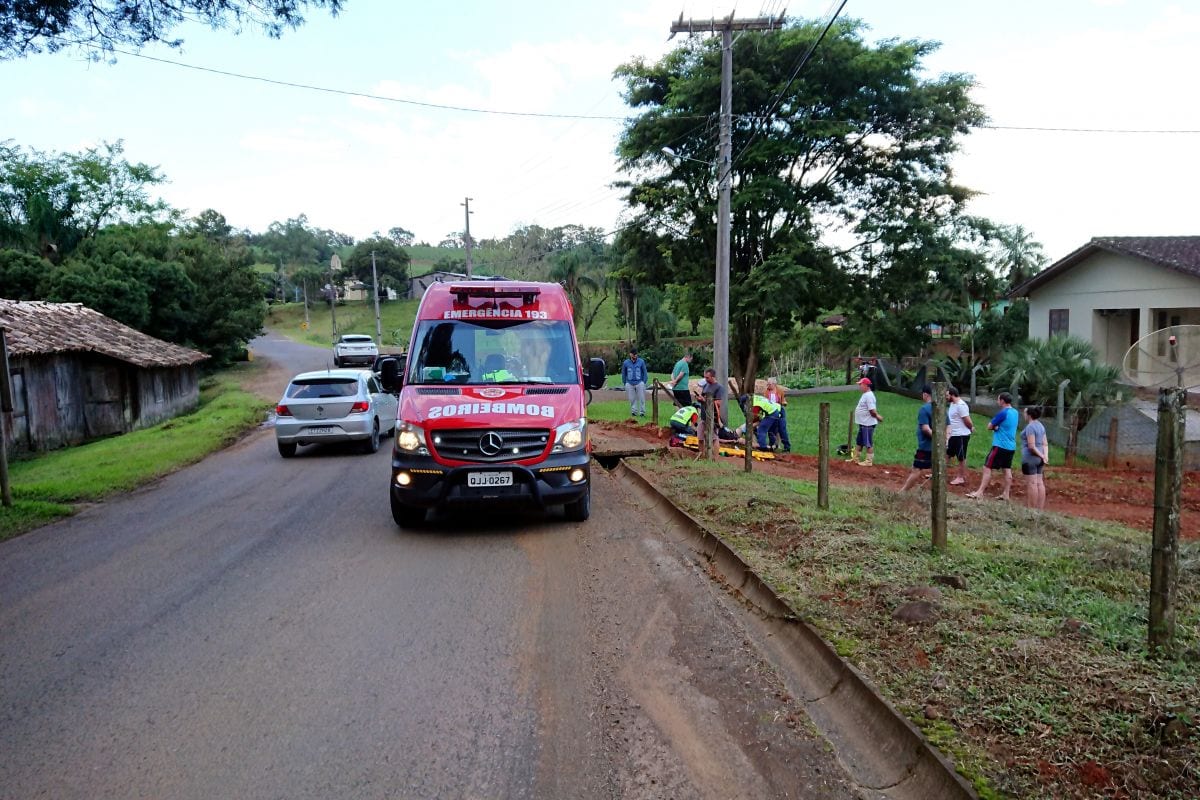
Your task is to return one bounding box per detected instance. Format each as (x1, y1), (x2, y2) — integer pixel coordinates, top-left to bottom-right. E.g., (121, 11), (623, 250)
(589, 386), (1064, 470)
(636, 455), (1199, 799)
(0, 367), (270, 541)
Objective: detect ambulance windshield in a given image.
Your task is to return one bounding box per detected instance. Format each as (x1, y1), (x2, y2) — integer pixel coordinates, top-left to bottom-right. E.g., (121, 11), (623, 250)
(408, 319), (578, 385)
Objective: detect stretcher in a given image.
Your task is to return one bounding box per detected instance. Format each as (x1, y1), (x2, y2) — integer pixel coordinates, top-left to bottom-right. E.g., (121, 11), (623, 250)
(675, 434), (776, 461)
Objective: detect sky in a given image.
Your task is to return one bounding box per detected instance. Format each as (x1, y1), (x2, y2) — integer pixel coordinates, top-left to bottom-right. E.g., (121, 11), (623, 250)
(3, 0), (1199, 262)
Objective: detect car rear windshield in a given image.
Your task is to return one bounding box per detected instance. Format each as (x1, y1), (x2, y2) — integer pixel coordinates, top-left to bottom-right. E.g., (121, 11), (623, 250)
(286, 378), (359, 398)
(340, 335), (374, 344)
(408, 319), (577, 385)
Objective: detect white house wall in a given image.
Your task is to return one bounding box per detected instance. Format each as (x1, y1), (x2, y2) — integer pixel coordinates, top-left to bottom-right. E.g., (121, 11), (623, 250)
(1027, 251), (1200, 367)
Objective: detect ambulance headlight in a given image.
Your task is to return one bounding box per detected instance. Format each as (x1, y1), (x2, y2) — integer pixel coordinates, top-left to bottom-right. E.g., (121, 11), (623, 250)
(553, 418), (586, 452)
(396, 423), (427, 453)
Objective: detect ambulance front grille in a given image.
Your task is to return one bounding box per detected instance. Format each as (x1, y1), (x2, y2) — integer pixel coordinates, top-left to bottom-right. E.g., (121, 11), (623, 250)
(431, 428), (551, 462)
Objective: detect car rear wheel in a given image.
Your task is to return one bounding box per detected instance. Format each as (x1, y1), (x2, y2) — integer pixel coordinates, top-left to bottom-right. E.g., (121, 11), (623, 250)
(563, 485), (591, 521)
(361, 419), (380, 454)
(277, 441), (297, 458)
(391, 493), (426, 527)
(333, 356), (342, 367)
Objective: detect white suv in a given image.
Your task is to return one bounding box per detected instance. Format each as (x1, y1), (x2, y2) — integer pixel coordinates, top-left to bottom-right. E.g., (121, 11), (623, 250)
(333, 334), (378, 367)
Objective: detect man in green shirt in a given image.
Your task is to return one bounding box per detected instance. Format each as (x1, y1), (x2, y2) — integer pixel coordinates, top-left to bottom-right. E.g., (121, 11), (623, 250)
(669, 351), (693, 407)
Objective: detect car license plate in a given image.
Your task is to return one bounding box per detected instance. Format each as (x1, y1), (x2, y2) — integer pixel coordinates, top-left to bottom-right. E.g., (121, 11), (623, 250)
(468, 471), (513, 487)
(307, 426), (335, 435)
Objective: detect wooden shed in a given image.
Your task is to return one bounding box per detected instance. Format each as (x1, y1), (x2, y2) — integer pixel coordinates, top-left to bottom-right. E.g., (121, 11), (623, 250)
(0, 300), (209, 455)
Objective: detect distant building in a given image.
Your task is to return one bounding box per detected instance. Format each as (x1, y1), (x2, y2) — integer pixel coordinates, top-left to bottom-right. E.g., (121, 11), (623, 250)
(0, 300), (208, 454)
(1011, 236), (1200, 370)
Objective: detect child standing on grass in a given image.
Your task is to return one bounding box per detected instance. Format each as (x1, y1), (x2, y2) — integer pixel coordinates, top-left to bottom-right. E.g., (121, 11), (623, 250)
(1021, 406), (1049, 510)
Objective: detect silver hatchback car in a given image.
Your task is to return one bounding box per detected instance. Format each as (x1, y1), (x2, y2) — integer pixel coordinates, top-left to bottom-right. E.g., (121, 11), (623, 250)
(274, 369), (399, 457)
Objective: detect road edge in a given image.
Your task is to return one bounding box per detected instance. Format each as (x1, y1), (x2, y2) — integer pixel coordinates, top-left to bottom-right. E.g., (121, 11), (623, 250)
(613, 458), (978, 800)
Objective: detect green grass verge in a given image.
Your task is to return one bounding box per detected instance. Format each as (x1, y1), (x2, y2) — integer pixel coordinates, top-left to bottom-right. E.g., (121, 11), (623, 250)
(0, 372), (269, 541)
(636, 455), (1200, 798)
(590, 388), (1064, 469)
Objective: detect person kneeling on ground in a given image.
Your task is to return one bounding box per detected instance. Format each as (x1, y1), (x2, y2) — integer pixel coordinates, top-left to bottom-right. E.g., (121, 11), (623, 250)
(900, 386), (934, 491)
(738, 393), (784, 450)
(669, 402), (700, 437)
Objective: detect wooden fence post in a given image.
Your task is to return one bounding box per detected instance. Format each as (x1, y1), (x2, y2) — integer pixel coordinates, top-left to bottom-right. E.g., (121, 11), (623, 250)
(846, 407), (856, 462)
(931, 382), (947, 548)
(818, 402), (830, 509)
(1150, 387), (1184, 655)
(651, 381), (660, 426)
(702, 395), (714, 461)
(1106, 416), (1119, 469)
(0, 329), (11, 508)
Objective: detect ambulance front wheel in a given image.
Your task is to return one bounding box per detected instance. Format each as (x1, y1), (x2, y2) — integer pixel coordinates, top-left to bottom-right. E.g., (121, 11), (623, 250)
(563, 485), (591, 522)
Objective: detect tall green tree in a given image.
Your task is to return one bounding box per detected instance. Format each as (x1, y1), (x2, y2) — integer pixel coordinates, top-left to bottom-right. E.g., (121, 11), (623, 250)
(0, 140), (167, 262)
(345, 237), (410, 293)
(615, 18), (986, 387)
(1, 0), (343, 59)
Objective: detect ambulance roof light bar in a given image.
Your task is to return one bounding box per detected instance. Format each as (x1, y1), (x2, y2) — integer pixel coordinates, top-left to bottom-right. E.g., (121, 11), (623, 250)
(450, 284), (541, 305)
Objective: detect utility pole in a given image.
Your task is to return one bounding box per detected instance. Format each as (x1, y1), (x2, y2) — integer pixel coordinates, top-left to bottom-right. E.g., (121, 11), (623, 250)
(462, 197), (474, 277)
(370, 251), (383, 346)
(669, 12), (784, 402)
(329, 253), (341, 341)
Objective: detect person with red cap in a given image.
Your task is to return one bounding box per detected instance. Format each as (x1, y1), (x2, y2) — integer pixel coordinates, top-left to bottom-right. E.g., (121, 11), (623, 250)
(850, 376), (883, 465)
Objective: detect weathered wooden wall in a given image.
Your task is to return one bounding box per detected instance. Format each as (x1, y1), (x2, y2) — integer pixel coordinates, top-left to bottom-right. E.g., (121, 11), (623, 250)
(2, 354), (200, 454)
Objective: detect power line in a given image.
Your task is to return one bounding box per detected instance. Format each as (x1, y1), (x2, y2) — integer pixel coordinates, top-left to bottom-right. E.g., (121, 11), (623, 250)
(93, 46), (1200, 136)
(102, 46), (633, 120)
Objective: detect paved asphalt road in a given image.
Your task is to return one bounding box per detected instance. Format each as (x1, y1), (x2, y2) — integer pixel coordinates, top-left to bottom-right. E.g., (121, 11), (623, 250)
(0, 333), (861, 799)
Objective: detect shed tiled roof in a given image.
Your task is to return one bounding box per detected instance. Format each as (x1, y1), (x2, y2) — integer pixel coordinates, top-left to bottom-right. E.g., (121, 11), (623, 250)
(1010, 236), (1200, 297)
(0, 299), (209, 367)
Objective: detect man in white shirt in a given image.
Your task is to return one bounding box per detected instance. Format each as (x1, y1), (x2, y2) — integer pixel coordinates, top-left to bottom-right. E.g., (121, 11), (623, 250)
(945, 385), (975, 485)
(850, 377), (883, 466)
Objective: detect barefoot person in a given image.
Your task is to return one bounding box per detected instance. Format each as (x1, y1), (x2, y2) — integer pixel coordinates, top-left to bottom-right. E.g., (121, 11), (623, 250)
(1021, 406), (1049, 509)
(966, 391), (1018, 500)
(946, 385), (974, 485)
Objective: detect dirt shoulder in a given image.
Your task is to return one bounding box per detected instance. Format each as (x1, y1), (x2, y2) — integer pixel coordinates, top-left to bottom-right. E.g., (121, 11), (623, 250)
(594, 419), (1200, 540)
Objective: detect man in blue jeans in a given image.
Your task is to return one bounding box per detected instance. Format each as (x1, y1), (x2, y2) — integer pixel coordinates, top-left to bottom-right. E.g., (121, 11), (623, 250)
(621, 348), (648, 417)
(740, 393), (783, 449)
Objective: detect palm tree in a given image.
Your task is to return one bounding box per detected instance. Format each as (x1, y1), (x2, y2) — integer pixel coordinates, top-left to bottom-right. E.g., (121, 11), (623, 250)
(992, 335), (1128, 426)
(992, 224), (1048, 291)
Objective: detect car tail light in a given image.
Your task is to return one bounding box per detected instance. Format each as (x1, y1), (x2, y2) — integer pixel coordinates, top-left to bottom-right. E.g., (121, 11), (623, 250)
(275, 404), (292, 416)
(351, 401), (370, 413)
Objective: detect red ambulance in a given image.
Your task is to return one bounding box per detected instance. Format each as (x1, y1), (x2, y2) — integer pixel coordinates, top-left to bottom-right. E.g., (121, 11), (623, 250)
(380, 279), (606, 527)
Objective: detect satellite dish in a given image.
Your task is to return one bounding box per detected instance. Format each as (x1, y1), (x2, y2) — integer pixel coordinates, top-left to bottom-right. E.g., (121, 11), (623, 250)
(1122, 325), (1200, 390)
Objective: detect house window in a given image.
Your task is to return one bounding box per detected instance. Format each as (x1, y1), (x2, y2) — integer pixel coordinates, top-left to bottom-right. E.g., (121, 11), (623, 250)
(1049, 309), (1069, 337)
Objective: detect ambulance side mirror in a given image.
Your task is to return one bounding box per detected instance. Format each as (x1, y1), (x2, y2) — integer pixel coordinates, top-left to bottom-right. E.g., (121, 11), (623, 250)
(584, 358), (606, 391)
(380, 357), (404, 393)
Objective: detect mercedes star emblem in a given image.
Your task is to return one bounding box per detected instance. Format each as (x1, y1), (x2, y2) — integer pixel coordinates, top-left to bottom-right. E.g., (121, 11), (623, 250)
(479, 431), (504, 456)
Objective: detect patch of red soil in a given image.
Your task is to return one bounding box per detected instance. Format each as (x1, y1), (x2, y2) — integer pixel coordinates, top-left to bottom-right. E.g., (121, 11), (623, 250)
(594, 421), (1200, 539)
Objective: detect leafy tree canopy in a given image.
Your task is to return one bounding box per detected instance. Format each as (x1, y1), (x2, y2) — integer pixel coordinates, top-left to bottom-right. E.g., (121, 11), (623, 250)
(0, 0), (343, 60)
(0, 139), (168, 262)
(345, 237), (410, 288)
(615, 17), (989, 378)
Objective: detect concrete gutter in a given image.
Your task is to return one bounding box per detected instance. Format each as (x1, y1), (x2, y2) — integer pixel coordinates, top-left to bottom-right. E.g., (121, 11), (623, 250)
(613, 459), (977, 800)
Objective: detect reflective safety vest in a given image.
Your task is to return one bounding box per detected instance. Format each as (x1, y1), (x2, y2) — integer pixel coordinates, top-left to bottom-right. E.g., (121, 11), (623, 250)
(670, 405), (699, 426)
(751, 395), (781, 416)
(482, 368), (517, 382)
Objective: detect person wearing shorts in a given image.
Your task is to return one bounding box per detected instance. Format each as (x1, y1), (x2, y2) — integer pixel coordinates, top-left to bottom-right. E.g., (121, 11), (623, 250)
(901, 386), (934, 491)
(945, 385), (974, 485)
(966, 391), (1018, 500)
(1020, 406), (1049, 509)
(850, 377), (883, 465)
